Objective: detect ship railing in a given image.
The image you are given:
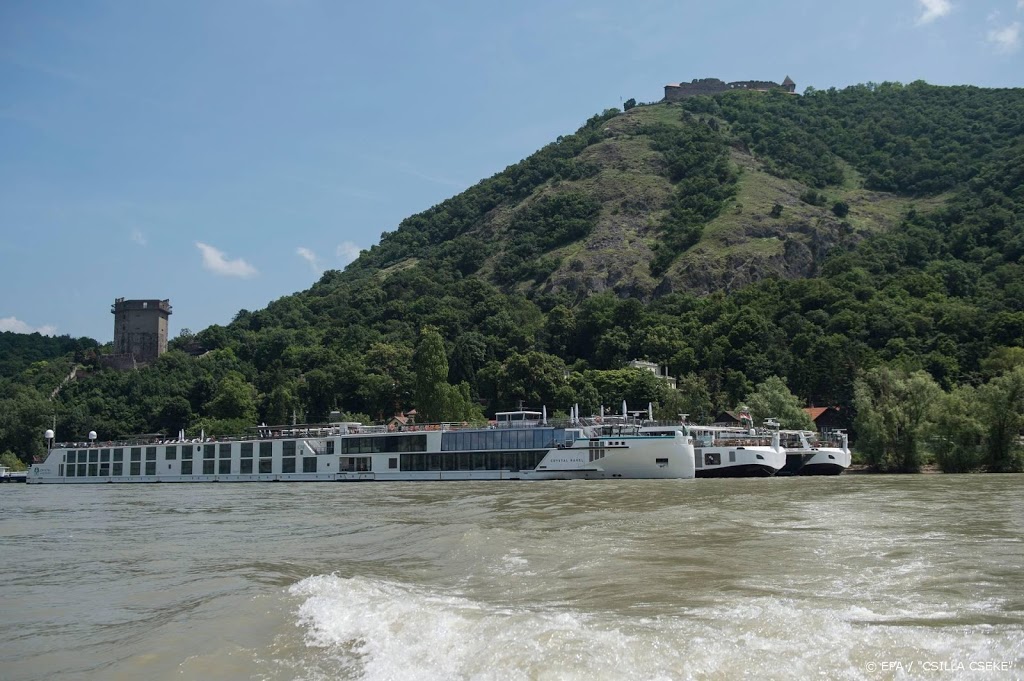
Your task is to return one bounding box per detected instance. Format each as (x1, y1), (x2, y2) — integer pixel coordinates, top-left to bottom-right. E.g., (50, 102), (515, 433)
(302, 440), (334, 456)
(54, 416), (631, 449)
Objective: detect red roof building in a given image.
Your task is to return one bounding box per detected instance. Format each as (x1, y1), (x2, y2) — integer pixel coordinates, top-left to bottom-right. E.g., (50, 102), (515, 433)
(803, 406), (844, 431)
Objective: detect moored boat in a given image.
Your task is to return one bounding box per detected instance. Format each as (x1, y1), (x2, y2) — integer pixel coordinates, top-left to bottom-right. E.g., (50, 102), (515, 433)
(1, 465), (27, 483)
(27, 411), (695, 484)
(778, 429), (851, 476)
(688, 424), (786, 477)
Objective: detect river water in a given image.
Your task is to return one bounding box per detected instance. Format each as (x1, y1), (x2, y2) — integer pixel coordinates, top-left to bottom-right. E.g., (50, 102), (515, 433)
(1, 475), (1022, 680)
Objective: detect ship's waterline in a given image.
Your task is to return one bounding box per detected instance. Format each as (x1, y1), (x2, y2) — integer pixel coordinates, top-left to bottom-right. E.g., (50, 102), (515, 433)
(1, 476), (1022, 680)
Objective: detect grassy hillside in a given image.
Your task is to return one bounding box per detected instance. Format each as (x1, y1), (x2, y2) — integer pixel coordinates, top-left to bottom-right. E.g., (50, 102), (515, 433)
(345, 82), (1021, 302)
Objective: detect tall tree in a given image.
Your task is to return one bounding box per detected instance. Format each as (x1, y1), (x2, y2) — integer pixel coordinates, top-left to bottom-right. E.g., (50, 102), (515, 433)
(204, 372), (257, 423)
(742, 376), (815, 429)
(854, 367), (942, 472)
(929, 386), (984, 473)
(413, 327), (482, 422)
(413, 327), (450, 422)
(977, 366), (1024, 472)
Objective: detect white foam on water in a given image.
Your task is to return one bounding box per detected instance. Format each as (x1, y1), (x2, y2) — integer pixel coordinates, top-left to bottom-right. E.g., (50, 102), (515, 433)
(288, 575), (1024, 681)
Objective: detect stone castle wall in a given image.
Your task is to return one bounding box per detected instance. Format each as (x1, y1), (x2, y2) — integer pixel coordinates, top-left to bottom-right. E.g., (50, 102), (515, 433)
(664, 77), (795, 102)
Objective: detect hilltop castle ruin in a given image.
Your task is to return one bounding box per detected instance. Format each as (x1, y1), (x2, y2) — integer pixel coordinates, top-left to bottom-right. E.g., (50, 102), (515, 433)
(663, 76), (796, 102)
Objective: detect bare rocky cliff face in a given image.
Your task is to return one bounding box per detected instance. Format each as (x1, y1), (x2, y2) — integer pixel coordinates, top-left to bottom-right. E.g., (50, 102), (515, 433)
(520, 112), (901, 301)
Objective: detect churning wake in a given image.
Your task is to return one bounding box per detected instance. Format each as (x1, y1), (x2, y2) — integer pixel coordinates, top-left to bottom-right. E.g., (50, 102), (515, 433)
(288, 573), (1022, 681)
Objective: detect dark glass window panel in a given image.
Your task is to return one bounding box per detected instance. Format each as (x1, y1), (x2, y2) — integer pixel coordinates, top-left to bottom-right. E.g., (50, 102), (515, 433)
(502, 451), (517, 470)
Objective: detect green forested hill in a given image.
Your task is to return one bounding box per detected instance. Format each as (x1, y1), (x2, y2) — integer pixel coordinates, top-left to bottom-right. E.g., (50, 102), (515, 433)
(2, 81), (1023, 471)
(0, 332), (96, 379)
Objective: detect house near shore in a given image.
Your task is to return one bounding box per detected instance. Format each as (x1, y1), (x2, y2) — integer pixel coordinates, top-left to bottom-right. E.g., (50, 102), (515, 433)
(712, 411), (752, 427)
(386, 410), (418, 429)
(803, 406), (844, 431)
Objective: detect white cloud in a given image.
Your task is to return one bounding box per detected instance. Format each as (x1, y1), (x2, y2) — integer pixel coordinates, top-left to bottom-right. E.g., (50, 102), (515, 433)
(0, 316), (57, 336)
(130, 229), (146, 246)
(1019, 0), (1024, 10)
(916, 0), (952, 24)
(336, 241), (362, 264)
(987, 21), (1022, 52)
(195, 242), (258, 278)
(297, 246), (321, 273)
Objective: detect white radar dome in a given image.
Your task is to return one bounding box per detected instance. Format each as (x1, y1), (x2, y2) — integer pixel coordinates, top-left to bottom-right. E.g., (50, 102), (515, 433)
(88, 430), (98, 440)
(44, 429), (55, 440)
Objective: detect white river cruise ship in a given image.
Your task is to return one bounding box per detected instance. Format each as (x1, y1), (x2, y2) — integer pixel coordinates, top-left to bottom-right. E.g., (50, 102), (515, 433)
(27, 411), (695, 484)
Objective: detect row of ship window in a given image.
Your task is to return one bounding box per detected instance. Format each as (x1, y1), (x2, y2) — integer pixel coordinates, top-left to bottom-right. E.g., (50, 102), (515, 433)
(440, 429), (565, 452)
(59, 450), (550, 475)
(62, 455), (373, 476)
(60, 432), (566, 466)
(62, 442), (310, 462)
(399, 450), (547, 471)
(60, 436), (434, 466)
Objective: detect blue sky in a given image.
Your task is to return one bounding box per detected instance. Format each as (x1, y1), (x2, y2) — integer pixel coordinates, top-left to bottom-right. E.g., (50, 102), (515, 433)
(1, 0), (1021, 342)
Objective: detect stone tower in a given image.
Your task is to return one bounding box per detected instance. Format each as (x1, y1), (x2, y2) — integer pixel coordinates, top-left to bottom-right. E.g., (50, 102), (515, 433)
(111, 298), (172, 364)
